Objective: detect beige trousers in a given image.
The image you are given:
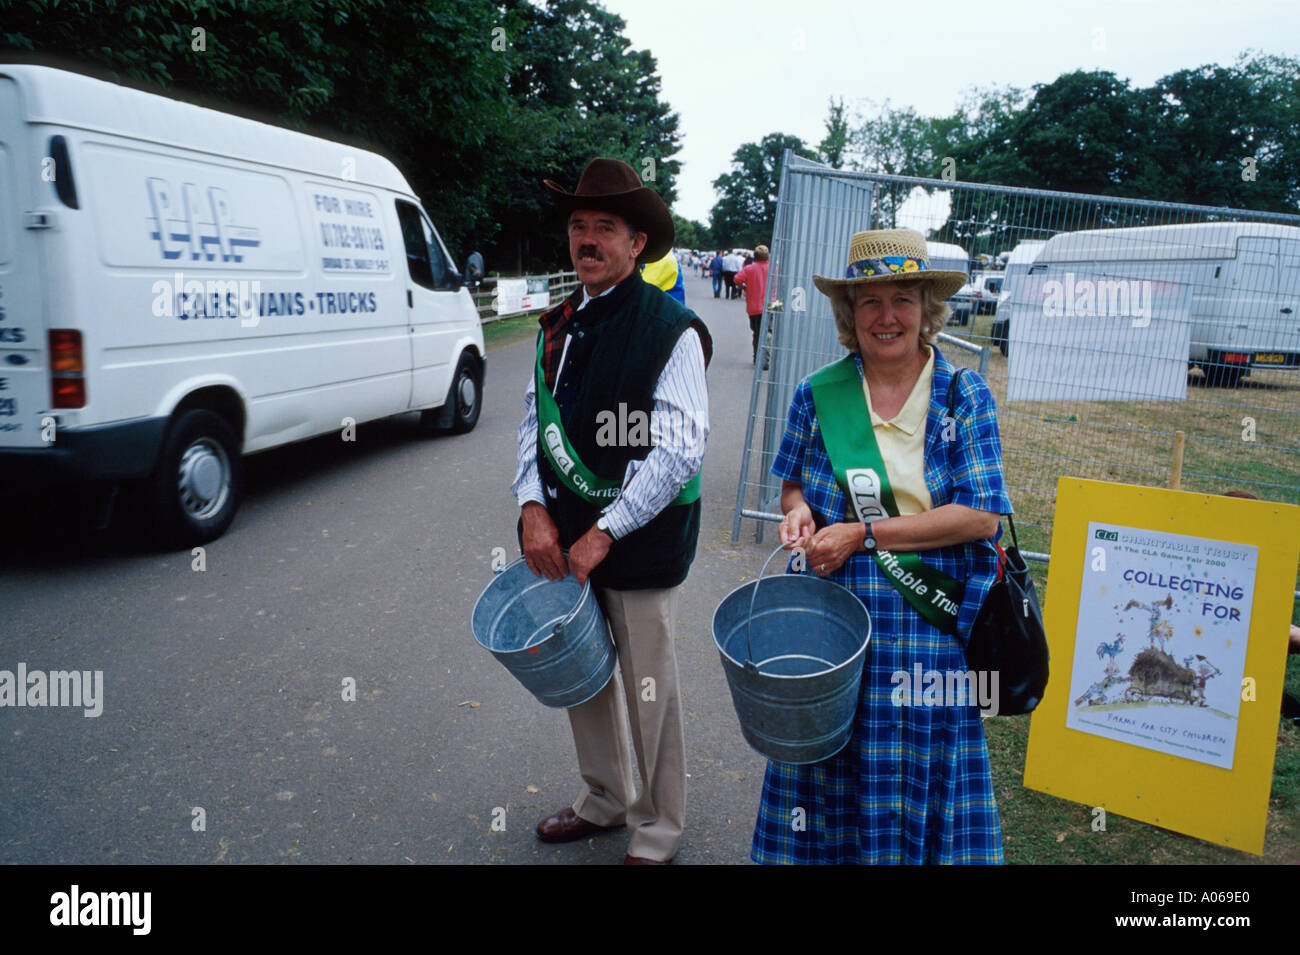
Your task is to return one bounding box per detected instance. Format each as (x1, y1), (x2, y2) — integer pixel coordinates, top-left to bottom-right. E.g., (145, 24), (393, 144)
(568, 584), (686, 862)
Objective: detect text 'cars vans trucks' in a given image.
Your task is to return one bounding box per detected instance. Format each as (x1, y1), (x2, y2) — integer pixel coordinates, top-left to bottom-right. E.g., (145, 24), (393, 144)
(997, 222), (1300, 386)
(0, 65), (485, 545)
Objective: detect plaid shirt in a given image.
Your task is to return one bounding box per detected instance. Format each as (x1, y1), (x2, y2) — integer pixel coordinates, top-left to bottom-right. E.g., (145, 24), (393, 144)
(751, 346), (1009, 865)
(537, 288), (582, 390)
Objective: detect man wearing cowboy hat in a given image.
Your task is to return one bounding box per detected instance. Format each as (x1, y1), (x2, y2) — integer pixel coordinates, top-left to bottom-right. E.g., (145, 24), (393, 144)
(510, 157), (712, 864)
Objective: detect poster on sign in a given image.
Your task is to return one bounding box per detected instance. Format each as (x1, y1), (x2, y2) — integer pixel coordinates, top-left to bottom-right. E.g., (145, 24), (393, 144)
(1005, 272), (1190, 402)
(1024, 479), (1300, 855)
(496, 278), (550, 317)
(1065, 522), (1255, 770)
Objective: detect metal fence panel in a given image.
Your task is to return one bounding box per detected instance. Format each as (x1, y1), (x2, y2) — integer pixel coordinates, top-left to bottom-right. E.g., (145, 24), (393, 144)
(731, 154), (875, 542)
(733, 153), (1300, 590)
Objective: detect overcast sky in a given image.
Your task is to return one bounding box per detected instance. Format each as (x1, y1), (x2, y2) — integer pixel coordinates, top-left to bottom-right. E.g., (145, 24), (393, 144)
(600, 0), (1300, 223)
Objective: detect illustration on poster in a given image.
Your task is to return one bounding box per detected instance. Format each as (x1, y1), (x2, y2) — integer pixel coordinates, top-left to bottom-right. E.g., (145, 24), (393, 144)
(1066, 522), (1255, 771)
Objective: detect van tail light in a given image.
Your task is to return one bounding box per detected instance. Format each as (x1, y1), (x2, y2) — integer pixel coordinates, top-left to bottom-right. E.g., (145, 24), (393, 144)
(49, 329), (87, 408)
(1222, 353), (1250, 365)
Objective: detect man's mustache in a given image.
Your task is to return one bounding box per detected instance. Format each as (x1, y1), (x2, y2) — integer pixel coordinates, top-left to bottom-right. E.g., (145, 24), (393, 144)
(576, 245), (604, 260)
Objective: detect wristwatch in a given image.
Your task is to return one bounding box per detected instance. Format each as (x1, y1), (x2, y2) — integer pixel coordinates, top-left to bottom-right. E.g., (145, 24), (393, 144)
(595, 515), (614, 539)
(862, 522), (877, 553)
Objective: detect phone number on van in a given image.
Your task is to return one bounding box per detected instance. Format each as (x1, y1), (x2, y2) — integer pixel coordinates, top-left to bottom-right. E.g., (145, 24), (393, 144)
(320, 223), (385, 251)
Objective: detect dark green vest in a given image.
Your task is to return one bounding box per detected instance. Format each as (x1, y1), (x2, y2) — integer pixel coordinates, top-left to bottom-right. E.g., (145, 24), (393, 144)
(536, 273), (712, 590)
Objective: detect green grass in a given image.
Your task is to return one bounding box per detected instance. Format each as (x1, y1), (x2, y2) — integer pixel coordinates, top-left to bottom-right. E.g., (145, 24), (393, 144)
(481, 313), (541, 352)
(1182, 453), (1300, 508)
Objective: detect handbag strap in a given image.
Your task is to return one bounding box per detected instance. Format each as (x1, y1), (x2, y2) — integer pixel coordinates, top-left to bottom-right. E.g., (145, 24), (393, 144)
(1004, 513), (1021, 551)
(944, 367), (968, 420)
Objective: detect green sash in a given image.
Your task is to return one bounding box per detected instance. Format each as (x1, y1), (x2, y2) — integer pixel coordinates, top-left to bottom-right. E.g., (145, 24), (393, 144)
(808, 356), (963, 634)
(535, 338), (700, 509)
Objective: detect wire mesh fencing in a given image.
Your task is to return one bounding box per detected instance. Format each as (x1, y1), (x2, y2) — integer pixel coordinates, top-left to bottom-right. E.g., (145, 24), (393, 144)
(733, 153), (1300, 589)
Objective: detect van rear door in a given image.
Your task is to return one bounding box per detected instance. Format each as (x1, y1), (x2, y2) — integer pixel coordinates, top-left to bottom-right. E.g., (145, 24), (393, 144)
(0, 75), (49, 450)
(1232, 237), (1280, 359)
(1272, 239), (1300, 363)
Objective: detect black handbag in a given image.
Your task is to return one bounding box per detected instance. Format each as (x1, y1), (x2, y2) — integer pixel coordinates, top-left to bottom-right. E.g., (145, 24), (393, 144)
(947, 370), (1050, 716)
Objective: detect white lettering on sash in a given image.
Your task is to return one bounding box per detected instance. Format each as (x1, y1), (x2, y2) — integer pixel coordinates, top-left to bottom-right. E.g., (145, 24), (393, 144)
(845, 467), (887, 523)
(544, 423), (575, 476)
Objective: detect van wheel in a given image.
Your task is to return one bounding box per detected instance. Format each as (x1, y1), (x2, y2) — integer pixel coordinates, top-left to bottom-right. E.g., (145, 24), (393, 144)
(1204, 361), (1245, 388)
(150, 409), (242, 548)
(447, 353), (483, 434)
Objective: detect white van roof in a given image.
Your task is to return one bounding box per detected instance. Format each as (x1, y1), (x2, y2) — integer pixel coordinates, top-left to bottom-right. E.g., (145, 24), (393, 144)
(0, 64), (415, 196)
(926, 241), (968, 259)
(1038, 222), (1300, 263)
(1004, 240), (1046, 265)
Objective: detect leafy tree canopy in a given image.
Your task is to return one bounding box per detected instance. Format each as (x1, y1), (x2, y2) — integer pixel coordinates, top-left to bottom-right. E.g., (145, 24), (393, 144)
(709, 132), (812, 249)
(1, 0), (684, 272)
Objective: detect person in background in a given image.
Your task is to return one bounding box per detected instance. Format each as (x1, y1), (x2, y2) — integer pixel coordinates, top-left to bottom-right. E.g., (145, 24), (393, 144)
(464, 250), (485, 290)
(721, 250), (740, 300)
(710, 251), (724, 298)
(733, 244), (771, 365)
(641, 247), (686, 304)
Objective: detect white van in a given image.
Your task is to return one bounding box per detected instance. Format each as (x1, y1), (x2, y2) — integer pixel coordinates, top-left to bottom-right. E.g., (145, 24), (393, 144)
(0, 65), (485, 544)
(998, 222), (1300, 385)
(989, 239), (1045, 353)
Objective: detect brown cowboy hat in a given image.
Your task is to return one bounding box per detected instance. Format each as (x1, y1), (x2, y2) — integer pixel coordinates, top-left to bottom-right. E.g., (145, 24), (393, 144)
(543, 158), (675, 265)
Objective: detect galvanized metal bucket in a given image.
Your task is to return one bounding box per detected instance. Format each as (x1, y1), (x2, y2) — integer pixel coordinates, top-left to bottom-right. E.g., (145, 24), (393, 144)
(471, 558), (615, 709)
(712, 546), (871, 764)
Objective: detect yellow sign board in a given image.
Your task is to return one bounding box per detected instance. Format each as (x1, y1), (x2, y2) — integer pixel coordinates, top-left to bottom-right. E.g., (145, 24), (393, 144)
(1024, 478), (1300, 855)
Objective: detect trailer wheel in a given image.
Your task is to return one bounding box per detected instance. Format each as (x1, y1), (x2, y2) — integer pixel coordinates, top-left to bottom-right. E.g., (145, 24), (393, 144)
(149, 409), (242, 548)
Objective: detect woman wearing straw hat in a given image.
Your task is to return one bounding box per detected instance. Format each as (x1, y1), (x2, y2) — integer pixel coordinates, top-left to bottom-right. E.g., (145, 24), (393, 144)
(750, 228), (1011, 864)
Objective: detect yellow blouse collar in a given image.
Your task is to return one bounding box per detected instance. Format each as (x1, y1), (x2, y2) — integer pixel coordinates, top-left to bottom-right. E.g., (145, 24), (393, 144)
(862, 346), (935, 435)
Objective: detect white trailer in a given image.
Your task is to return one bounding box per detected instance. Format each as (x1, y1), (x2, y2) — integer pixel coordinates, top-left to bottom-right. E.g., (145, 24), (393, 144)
(0, 65), (485, 545)
(925, 240), (969, 276)
(926, 240), (969, 323)
(998, 222), (1300, 386)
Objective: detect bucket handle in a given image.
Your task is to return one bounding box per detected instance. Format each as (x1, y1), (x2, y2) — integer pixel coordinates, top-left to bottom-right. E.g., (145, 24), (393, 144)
(497, 551), (594, 650)
(549, 577), (593, 643)
(743, 544), (808, 672)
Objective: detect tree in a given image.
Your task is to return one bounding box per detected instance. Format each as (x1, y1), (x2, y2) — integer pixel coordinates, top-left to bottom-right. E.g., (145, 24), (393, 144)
(1, 0), (510, 246)
(944, 57), (1300, 216)
(1133, 58), (1299, 211)
(972, 71), (1154, 195)
(851, 100), (952, 228)
(493, 0), (683, 270)
(709, 133), (811, 249)
(818, 97), (850, 169)
(672, 214), (711, 251)
(1236, 52), (1300, 210)
(0, 0), (686, 272)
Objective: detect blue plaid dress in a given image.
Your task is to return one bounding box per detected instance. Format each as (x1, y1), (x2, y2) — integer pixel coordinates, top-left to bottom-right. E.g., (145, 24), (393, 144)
(751, 347), (1012, 865)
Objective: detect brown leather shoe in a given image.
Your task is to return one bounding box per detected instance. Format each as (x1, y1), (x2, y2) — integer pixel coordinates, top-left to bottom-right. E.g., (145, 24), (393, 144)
(624, 854), (671, 865)
(535, 807), (622, 843)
